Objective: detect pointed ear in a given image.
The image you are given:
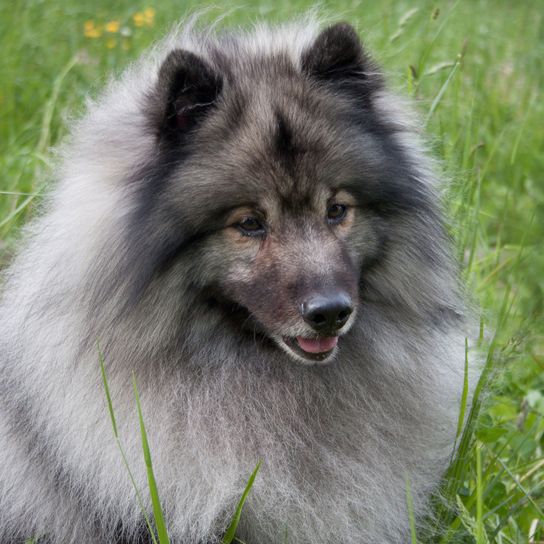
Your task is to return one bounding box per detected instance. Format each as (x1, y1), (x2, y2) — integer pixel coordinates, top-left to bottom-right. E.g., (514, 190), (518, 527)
(301, 23), (382, 99)
(152, 49), (223, 139)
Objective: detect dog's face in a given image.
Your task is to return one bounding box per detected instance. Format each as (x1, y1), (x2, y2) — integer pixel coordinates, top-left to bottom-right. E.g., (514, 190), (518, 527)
(217, 182), (361, 364)
(125, 24), (436, 365)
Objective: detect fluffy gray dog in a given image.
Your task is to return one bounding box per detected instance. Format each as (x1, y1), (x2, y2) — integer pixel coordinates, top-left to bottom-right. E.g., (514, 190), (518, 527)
(0, 16), (474, 544)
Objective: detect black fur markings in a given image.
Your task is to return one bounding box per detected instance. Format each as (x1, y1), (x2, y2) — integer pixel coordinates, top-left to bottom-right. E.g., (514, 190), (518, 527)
(273, 108), (303, 179)
(113, 520), (155, 544)
(274, 109), (295, 157)
(154, 49), (223, 141)
(341, 171), (435, 217)
(302, 23), (363, 79)
(341, 105), (440, 219)
(117, 49), (227, 306)
(301, 22), (383, 103)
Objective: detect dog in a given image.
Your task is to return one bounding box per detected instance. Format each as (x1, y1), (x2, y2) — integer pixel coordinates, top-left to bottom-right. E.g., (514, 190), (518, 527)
(0, 16), (474, 543)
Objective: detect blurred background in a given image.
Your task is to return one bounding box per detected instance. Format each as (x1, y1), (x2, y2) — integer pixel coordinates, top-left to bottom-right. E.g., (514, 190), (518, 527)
(0, 1), (542, 542)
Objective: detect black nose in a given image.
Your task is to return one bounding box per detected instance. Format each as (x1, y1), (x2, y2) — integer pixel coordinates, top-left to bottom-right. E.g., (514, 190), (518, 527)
(301, 291), (353, 333)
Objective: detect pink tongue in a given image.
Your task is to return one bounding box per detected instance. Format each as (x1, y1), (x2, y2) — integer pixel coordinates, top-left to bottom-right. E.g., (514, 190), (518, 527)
(296, 336), (338, 354)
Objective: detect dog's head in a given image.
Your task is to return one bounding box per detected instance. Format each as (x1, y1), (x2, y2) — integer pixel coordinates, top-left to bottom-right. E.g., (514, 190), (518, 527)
(110, 23), (452, 365)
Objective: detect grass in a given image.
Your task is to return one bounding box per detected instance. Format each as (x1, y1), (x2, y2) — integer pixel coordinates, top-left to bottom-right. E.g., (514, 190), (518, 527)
(100, 349), (160, 544)
(1, 0), (542, 542)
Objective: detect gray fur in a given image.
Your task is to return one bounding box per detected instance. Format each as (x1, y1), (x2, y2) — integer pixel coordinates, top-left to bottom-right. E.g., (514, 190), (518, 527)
(0, 16), (476, 544)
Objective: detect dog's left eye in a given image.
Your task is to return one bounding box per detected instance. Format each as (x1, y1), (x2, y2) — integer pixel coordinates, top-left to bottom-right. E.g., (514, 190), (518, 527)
(236, 216), (266, 237)
(327, 204), (347, 224)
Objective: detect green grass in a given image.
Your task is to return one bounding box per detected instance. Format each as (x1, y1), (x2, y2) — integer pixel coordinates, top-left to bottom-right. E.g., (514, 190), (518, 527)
(100, 349), (160, 544)
(1, 0), (542, 542)
(222, 461), (262, 544)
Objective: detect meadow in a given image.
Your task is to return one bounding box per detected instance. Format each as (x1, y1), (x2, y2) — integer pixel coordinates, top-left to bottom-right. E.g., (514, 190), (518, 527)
(0, 0), (542, 542)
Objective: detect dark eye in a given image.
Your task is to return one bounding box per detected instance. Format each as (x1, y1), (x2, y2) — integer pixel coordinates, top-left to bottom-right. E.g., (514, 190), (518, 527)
(236, 216), (266, 237)
(327, 203), (347, 224)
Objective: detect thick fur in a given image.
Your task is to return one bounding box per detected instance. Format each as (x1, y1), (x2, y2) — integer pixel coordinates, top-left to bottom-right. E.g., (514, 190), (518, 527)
(0, 17), (475, 544)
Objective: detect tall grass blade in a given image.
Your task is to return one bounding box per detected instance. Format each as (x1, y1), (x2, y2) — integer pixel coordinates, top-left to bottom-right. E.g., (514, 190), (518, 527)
(476, 443), (484, 543)
(99, 348), (158, 544)
(132, 374), (170, 544)
(425, 61), (459, 126)
(416, 0), (461, 79)
(282, 524), (289, 544)
(37, 55), (78, 154)
(99, 347), (118, 437)
(222, 461), (262, 544)
(510, 94), (534, 165)
(405, 475), (418, 544)
(455, 338), (470, 442)
(0, 185), (46, 230)
(464, 171), (482, 276)
(389, 7), (419, 42)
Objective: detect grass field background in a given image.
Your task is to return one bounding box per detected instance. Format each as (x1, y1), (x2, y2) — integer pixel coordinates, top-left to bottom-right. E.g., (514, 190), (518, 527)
(0, 0), (542, 542)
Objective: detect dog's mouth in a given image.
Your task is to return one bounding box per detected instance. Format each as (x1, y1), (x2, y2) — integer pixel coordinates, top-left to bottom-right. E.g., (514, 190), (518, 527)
(203, 292), (345, 364)
(280, 335), (339, 362)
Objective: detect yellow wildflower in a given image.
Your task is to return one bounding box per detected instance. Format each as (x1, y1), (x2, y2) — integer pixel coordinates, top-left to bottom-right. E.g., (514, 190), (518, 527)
(84, 21), (102, 39)
(105, 20), (120, 33)
(144, 7), (155, 25)
(106, 38), (116, 49)
(133, 12), (145, 27)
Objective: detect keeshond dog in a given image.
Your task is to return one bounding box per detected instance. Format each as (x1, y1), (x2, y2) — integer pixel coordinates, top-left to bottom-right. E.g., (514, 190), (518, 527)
(0, 16), (474, 544)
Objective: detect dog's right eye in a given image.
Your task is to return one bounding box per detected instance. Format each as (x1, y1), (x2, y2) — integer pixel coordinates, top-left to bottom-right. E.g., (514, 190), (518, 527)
(327, 203), (347, 224)
(236, 217), (266, 237)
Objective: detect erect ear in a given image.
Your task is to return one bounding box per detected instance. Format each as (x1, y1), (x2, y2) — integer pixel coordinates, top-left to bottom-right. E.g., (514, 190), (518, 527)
(301, 23), (382, 98)
(153, 49), (223, 139)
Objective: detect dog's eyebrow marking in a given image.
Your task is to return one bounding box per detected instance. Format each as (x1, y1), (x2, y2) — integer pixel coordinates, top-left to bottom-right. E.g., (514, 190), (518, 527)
(274, 109), (295, 156)
(272, 108), (309, 193)
(220, 202), (261, 222)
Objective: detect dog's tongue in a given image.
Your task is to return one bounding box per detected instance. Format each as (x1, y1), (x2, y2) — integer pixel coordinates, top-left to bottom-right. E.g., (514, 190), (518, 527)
(296, 336), (338, 354)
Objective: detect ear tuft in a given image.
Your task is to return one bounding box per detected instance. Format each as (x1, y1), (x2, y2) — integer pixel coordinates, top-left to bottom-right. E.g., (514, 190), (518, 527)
(154, 49), (223, 139)
(301, 23), (382, 99)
